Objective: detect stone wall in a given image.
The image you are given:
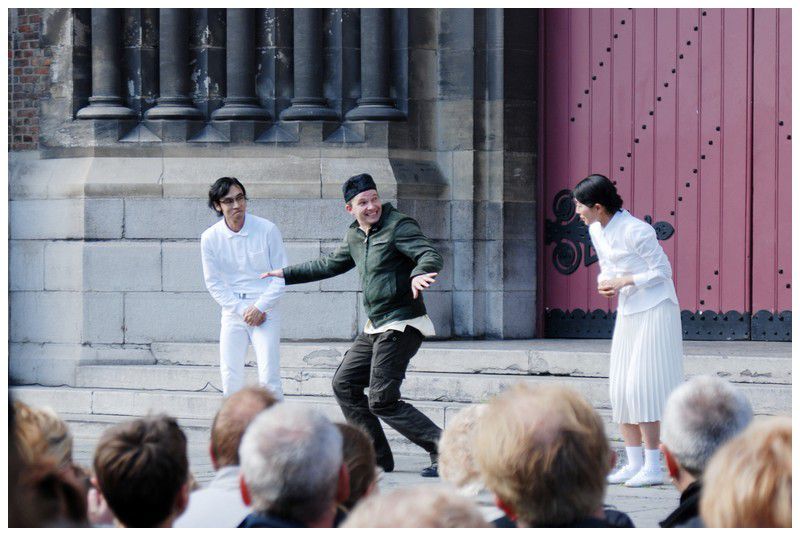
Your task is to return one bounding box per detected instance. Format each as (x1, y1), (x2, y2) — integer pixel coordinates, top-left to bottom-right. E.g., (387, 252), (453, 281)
(9, 8), (540, 387)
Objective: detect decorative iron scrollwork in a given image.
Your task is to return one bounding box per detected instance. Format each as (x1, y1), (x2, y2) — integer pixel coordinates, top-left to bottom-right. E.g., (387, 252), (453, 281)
(544, 189), (675, 275)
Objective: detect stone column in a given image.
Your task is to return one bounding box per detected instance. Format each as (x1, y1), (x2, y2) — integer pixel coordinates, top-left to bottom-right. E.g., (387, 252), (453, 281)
(145, 8), (202, 119)
(77, 8), (136, 119)
(212, 9), (268, 120)
(280, 8), (337, 120)
(347, 8), (404, 120)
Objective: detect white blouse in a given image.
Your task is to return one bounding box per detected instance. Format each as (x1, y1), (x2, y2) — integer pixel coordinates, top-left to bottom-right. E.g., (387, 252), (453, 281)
(588, 209), (679, 316)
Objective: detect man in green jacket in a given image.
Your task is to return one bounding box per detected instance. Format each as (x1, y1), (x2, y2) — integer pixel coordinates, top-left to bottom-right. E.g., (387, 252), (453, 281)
(261, 173), (443, 477)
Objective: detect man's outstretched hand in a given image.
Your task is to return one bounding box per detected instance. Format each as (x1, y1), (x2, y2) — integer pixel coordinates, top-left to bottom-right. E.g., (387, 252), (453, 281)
(260, 269), (285, 279)
(411, 272), (438, 299)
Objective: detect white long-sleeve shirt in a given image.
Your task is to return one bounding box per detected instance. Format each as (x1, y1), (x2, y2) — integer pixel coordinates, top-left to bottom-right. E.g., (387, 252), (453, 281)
(200, 213), (287, 317)
(588, 209), (679, 315)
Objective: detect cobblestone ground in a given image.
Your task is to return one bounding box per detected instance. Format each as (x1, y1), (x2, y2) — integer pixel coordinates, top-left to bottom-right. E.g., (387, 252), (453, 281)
(73, 437), (679, 528)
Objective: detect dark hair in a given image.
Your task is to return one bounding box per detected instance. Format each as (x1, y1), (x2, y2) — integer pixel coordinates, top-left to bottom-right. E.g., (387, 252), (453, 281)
(208, 177), (247, 216)
(572, 174), (623, 214)
(335, 422), (377, 510)
(210, 386), (277, 467)
(93, 415), (188, 528)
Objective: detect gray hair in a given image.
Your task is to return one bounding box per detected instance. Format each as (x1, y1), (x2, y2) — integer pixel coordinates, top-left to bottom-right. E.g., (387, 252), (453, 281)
(661, 376), (753, 477)
(238, 404), (343, 524)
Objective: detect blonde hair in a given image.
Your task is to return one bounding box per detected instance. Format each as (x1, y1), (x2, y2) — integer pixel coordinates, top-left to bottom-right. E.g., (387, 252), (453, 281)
(474, 383), (611, 527)
(438, 404), (487, 494)
(700, 416), (791, 528)
(341, 485), (489, 528)
(13, 401), (73, 469)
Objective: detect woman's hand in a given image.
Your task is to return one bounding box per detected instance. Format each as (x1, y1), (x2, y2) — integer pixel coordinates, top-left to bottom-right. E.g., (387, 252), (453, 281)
(598, 276), (634, 298)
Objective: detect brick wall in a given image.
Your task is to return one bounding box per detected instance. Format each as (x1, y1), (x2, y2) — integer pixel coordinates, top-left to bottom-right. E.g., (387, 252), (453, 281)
(9, 8), (51, 151)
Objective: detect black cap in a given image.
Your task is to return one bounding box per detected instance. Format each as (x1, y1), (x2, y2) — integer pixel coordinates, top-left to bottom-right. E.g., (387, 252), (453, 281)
(342, 173), (377, 202)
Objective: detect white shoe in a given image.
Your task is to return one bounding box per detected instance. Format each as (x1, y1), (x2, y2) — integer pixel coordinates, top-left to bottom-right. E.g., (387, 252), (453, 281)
(607, 464), (641, 484)
(624, 467), (664, 487)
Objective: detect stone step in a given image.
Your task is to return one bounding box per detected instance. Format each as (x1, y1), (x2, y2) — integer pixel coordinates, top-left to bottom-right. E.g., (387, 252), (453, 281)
(151, 339), (792, 384)
(62, 363), (792, 415)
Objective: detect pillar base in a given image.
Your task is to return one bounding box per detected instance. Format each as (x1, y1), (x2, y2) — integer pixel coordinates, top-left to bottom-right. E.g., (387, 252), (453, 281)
(346, 103), (405, 121)
(211, 102), (270, 121)
(280, 100), (339, 121)
(145, 98), (203, 120)
(76, 97), (136, 120)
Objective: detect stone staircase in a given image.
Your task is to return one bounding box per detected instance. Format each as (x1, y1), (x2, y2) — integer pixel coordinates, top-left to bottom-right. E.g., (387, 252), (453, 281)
(12, 339), (791, 470)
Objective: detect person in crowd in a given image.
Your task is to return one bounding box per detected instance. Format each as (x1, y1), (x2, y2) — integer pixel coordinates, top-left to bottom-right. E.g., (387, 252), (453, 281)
(175, 386), (277, 527)
(201, 176), (288, 398)
(261, 173), (443, 476)
(438, 404), (487, 496)
(474, 383), (634, 528)
(700, 416), (791, 528)
(13, 400), (78, 477)
(341, 485), (490, 528)
(334, 422), (379, 525)
(92, 415), (190, 528)
(574, 174), (684, 487)
(237, 404), (350, 528)
(658, 376), (753, 527)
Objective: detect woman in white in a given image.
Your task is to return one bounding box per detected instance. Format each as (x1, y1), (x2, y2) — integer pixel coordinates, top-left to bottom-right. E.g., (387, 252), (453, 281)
(573, 174), (684, 487)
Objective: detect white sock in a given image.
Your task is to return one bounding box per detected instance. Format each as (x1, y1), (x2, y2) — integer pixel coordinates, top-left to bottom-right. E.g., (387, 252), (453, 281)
(644, 448), (661, 472)
(625, 446), (643, 470)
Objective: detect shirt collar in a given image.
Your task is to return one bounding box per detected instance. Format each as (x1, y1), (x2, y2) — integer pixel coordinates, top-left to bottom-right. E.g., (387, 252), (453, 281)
(221, 213), (249, 238)
(601, 209), (625, 235)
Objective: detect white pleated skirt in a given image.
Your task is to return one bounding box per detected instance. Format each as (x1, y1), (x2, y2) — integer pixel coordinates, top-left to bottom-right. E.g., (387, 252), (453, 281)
(609, 299), (684, 424)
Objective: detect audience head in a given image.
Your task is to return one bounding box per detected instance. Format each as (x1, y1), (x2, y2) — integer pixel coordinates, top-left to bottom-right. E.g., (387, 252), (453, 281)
(438, 404), (487, 494)
(475, 383), (611, 527)
(210, 386), (277, 470)
(238, 404), (348, 527)
(93, 415), (189, 528)
(700, 416), (791, 528)
(13, 400), (74, 471)
(342, 484), (490, 528)
(335, 422), (378, 510)
(660, 376), (753, 488)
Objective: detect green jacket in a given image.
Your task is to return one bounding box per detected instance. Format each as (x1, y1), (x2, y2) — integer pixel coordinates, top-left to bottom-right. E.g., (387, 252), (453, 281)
(283, 203), (443, 328)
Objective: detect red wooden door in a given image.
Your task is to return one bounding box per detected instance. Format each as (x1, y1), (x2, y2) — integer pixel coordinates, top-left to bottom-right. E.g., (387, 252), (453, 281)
(539, 8), (790, 341)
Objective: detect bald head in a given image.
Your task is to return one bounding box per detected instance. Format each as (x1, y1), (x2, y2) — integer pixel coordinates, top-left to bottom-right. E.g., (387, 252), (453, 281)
(210, 387), (277, 468)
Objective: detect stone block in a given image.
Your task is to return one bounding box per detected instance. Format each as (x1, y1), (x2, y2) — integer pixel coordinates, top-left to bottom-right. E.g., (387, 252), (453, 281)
(9, 343), (81, 386)
(475, 200), (502, 240)
(281, 292), (358, 340)
(10, 291), (83, 344)
(435, 100), (474, 151)
(284, 241), (323, 292)
(83, 157), (163, 197)
(502, 239), (537, 291)
(473, 100), (503, 151)
(125, 198), (219, 239)
(452, 290), (475, 337)
(10, 386), (93, 414)
(10, 199), (84, 239)
(318, 241), (360, 291)
(422, 291), (453, 339)
(502, 290), (536, 338)
(474, 151), (504, 202)
(124, 292), (221, 343)
(430, 239), (454, 291)
(438, 49), (475, 100)
(85, 199), (125, 239)
(84, 242), (162, 291)
(438, 8), (474, 50)
(408, 48), (438, 100)
(413, 100), (437, 151)
(84, 292), (125, 344)
(44, 241), (83, 291)
(502, 152), (537, 202)
(248, 199), (352, 241)
(408, 9), (437, 49)
(503, 201), (537, 239)
(451, 200), (474, 241)
(10, 240), (45, 291)
(396, 199), (451, 240)
(452, 240), (474, 291)
(163, 241), (206, 292)
(451, 151), (475, 201)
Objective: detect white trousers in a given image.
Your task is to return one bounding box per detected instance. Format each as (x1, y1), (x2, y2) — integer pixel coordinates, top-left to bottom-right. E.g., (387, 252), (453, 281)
(219, 306), (283, 399)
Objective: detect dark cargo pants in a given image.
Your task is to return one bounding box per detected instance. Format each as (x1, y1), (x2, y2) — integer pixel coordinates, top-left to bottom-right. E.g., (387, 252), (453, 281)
(331, 326), (442, 471)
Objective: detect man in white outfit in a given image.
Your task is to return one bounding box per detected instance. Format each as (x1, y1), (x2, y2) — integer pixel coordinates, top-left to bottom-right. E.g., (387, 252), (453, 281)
(201, 177), (287, 398)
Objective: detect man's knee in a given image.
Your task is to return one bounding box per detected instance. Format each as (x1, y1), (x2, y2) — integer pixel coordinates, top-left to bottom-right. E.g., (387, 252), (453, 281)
(367, 379), (401, 416)
(332, 372), (357, 403)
